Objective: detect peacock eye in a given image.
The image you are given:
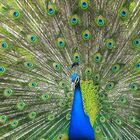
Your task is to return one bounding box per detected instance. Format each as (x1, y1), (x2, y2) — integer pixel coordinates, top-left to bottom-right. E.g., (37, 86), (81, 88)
(41, 93), (49, 101)
(128, 116), (136, 123)
(53, 62), (62, 72)
(16, 101), (26, 111)
(0, 66), (6, 74)
(80, 0), (91, 10)
(29, 81), (38, 88)
(95, 16), (106, 27)
(93, 53), (102, 63)
(100, 116), (106, 123)
(100, 93), (105, 100)
(47, 4), (57, 16)
(107, 104), (112, 109)
(59, 41), (63, 45)
(0, 115), (7, 124)
(93, 73), (100, 82)
(56, 37), (66, 48)
(108, 42), (112, 47)
(59, 81), (67, 89)
(115, 118), (122, 125)
(27, 34), (37, 43)
(121, 11), (126, 17)
(118, 96), (127, 104)
(119, 8), (128, 19)
(72, 18), (76, 22)
(109, 42), (112, 46)
(85, 68), (92, 76)
(1, 41), (8, 49)
(48, 8), (55, 15)
(107, 42), (113, 49)
(98, 19), (104, 25)
(57, 134), (63, 140)
(2, 116), (5, 120)
(67, 92), (73, 99)
(24, 61), (34, 69)
(4, 88), (13, 97)
(58, 100), (66, 107)
(73, 53), (81, 62)
(82, 30), (92, 41)
(95, 126), (101, 133)
(129, 83), (138, 91)
(70, 15), (80, 26)
(96, 56), (99, 60)
(48, 8), (53, 14)
(133, 60), (140, 72)
(134, 40), (139, 45)
(136, 63), (140, 68)
(105, 39), (115, 49)
(82, 2), (87, 6)
(10, 120), (18, 129)
(95, 76), (99, 80)
(132, 38), (140, 49)
(84, 34), (88, 38)
(111, 64), (120, 73)
(31, 35), (37, 42)
(47, 114), (55, 121)
(71, 73), (79, 83)
(13, 11), (19, 17)
(12, 10), (20, 19)
(79, 0), (90, 10)
(28, 112), (37, 120)
(106, 82), (115, 90)
(99, 91), (106, 97)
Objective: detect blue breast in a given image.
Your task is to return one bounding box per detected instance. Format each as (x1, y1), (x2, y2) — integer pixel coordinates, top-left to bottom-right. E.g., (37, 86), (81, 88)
(69, 83), (95, 140)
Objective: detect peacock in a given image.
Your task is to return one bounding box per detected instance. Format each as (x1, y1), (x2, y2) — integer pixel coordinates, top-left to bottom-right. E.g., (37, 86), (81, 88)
(0, 0), (140, 139)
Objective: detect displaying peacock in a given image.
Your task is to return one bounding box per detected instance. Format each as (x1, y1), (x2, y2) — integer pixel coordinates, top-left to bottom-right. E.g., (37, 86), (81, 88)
(0, 0), (140, 139)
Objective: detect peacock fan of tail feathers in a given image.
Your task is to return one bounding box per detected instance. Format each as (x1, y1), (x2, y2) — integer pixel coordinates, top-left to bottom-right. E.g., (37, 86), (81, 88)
(0, 0), (140, 139)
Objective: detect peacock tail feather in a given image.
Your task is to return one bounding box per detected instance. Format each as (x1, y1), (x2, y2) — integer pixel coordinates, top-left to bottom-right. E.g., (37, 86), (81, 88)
(0, 0), (140, 139)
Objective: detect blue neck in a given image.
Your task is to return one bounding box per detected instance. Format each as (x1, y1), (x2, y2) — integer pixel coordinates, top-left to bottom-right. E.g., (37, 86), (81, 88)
(72, 82), (85, 116)
(69, 82), (95, 140)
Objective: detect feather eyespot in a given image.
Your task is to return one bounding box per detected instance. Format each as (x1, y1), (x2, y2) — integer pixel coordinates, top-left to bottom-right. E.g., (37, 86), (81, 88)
(28, 112), (37, 120)
(79, 0), (90, 10)
(53, 63), (62, 72)
(10, 120), (18, 129)
(82, 30), (92, 41)
(105, 39), (115, 49)
(119, 8), (128, 20)
(111, 64), (120, 73)
(0, 115), (7, 124)
(11, 10), (20, 19)
(4, 88), (13, 97)
(41, 93), (49, 101)
(106, 82), (115, 90)
(70, 15), (80, 26)
(95, 16), (106, 27)
(0, 66), (6, 74)
(56, 37), (66, 48)
(47, 4), (57, 16)
(93, 53), (102, 63)
(132, 39), (140, 49)
(1, 41), (8, 49)
(16, 101), (26, 111)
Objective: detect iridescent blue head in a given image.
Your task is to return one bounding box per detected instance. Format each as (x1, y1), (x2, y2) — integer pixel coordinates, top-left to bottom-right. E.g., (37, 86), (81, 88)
(71, 73), (80, 87)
